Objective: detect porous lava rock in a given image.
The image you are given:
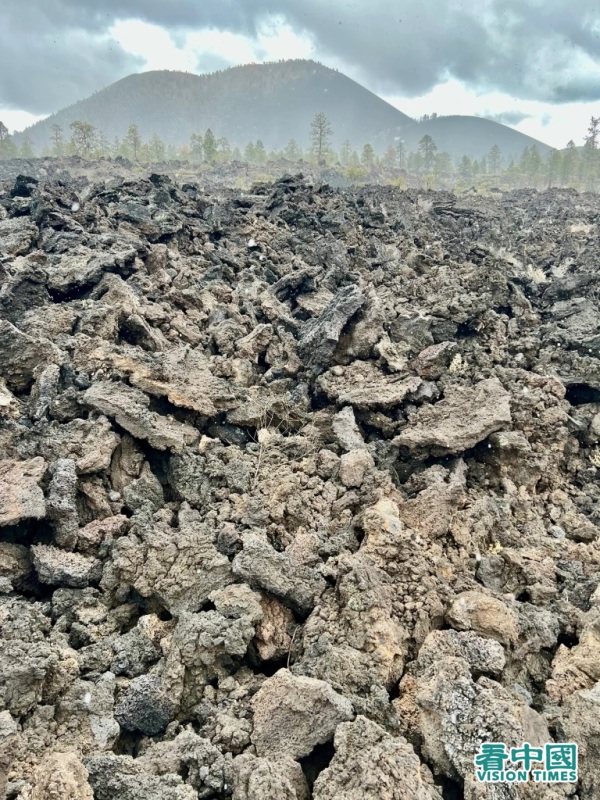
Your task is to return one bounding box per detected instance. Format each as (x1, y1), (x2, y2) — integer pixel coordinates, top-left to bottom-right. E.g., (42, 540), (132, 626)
(1, 163), (600, 798)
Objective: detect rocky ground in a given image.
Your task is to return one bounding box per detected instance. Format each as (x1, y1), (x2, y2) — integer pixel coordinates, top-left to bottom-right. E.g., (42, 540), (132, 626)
(1, 163), (600, 800)
(0, 156), (361, 193)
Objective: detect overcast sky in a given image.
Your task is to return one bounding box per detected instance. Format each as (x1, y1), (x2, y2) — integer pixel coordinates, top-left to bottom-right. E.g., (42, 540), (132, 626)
(2, 0), (600, 148)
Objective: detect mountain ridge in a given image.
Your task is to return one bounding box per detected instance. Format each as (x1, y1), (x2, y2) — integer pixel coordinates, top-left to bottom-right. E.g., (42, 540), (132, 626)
(14, 59), (552, 159)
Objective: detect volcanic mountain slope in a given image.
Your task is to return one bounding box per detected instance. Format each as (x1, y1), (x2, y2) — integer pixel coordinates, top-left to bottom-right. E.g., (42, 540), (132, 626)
(399, 114), (554, 160)
(17, 60), (413, 152)
(17, 59), (551, 159)
(1, 166), (600, 798)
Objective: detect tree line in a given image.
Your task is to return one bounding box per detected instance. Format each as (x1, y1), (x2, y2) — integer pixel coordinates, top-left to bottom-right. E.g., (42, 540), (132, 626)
(1, 113), (600, 192)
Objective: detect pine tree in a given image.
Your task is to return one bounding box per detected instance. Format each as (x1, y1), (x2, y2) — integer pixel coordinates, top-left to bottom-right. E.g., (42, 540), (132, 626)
(527, 145), (543, 187)
(124, 124), (142, 161)
(217, 137), (232, 162)
(69, 121), (97, 157)
(0, 132), (17, 160)
(561, 140), (579, 187)
(418, 134), (438, 171)
(190, 133), (204, 162)
(434, 151), (453, 179)
(284, 139), (303, 161)
(361, 143), (375, 166)
(382, 146), (397, 169)
(458, 155), (472, 181)
(546, 149), (562, 188)
(50, 124), (65, 157)
(110, 136), (121, 159)
(19, 137), (35, 158)
(203, 129), (218, 163)
(408, 152), (424, 175)
(488, 144), (502, 173)
(244, 141), (257, 163)
(396, 140), (406, 170)
(254, 140), (267, 165)
(95, 131), (111, 158)
(310, 112), (333, 164)
(148, 133), (166, 162)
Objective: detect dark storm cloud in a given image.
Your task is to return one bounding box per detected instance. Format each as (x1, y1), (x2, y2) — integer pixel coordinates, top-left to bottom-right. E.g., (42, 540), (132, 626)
(550, 75), (600, 103)
(3, 0), (600, 114)
(0, 2), (144, 114)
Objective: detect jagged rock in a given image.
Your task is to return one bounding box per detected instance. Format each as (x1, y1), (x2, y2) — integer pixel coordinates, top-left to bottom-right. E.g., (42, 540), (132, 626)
(0, 320), (62, 391)
(415, 630), (506, 676)
(30, 363), (61, 420)
(19, 751), (94, 800)
(414, 658), (549, 790)
(313, 716), (437, 800)
(87, 345), (239, 416)
(339, 449), (374, 488)
(394, 377), (512, 454)
(46, 458), (79, 549)
(0, 457), (46, 527)
(110, 613), (168, 677)
(114, 674), (175, 735)
(251, 669), (354, 759)
(76, 515), (128, 555)
(86, 753), (197, 800)
(0, 710), (18, 800)
(162, 609), (259, 710)
(52, 671), (121, 754)
(318, 360), (422, 409)
(210, 583), (264, 624)
(233, 753), (309, 800)
(133, 728), (234, 795)
(0, 542), (31, 591)
(411, 341), (459, 380)
(332, 406), (365, 451)
(32, 544), (102, 588)
(39, 418), (120, 474)
(254, 595), (295, 662)
(295, 554), (408, 717)
(46, 249), (137, 295)
(0, 216), (38, 256)
(297, 285), (365, 370)
(232, 532), (328, 615)
(104, 503), (234, 614)
(562, 681), (600, 797)
(0, 597), (68, 721)
(557, 609), (600, 683)
(83, 380), (197, 452)
(121, 460), (164, 512)
(0, 377), (19, 418)
(2, 169), (600, 797)
(446, 591), (519, 646)
(235, 324), (274, 359)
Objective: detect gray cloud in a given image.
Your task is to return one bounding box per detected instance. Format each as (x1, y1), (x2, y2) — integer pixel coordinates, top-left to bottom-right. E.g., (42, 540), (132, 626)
(488, 111), (533, 126)
(0, 3), (144, 114)
(3, 0), (600, 115)
(550, 75), (600, 103)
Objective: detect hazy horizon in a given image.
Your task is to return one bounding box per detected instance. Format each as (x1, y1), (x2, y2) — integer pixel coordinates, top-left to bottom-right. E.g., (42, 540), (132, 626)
(2, 1), (600, 148)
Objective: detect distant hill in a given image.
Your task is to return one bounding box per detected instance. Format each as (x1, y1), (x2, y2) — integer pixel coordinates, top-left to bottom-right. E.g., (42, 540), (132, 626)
(400, 115), (552, 160)
(15, 60), (552, 159)
(16, 60), (413, 153)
